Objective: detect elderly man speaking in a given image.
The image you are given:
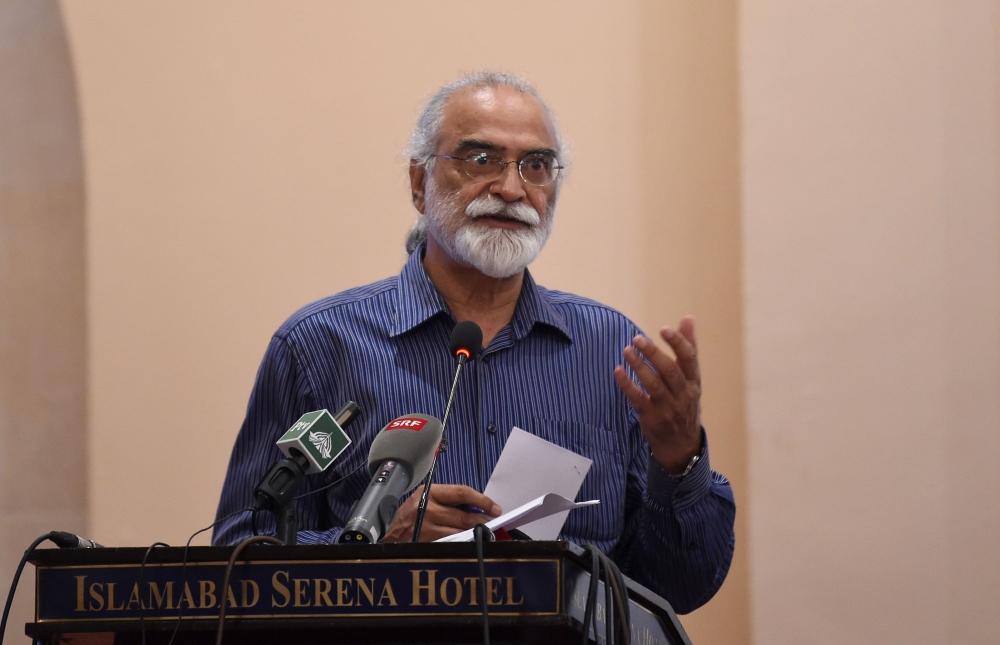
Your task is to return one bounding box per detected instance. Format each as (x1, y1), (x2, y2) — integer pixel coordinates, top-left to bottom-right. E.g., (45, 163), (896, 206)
(214, 72), (735, 613)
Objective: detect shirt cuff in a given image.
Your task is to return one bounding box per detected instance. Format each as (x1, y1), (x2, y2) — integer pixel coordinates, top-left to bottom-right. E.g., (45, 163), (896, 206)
(645, 428), (713, 511)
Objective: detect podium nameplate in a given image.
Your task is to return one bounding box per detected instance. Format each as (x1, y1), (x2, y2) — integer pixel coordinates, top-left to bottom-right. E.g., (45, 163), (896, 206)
(36, 557), (559, 623)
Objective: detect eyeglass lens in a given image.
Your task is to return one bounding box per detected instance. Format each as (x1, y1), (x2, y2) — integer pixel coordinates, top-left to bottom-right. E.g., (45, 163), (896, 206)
(462, 152), (559, 186)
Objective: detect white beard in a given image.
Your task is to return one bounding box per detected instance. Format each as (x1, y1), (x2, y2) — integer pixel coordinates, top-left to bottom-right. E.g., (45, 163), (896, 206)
(423, 181), (555, 279)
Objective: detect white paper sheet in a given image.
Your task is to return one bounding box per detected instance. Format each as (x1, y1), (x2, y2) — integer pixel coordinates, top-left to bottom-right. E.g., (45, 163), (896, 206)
(482, 427), (593, 540)
(435, 494), (599, 543)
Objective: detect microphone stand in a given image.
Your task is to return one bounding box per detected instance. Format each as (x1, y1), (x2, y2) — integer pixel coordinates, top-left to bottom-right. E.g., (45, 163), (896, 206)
(411, 353), (468, 542)
(253, 401), (360, 545)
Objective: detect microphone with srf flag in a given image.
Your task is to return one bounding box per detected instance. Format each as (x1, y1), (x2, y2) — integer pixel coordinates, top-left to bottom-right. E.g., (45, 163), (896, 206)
(339, 413), (444, 543)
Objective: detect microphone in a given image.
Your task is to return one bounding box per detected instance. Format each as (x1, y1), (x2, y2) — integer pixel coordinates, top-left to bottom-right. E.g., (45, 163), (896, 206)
(339, 414), (444, 543)
(276, 403), (359, 474)
(449, 320), (483, 364)
(49, 532), (103, 549)
(411, 321), (483, 542)
(253, 402), (360, 545)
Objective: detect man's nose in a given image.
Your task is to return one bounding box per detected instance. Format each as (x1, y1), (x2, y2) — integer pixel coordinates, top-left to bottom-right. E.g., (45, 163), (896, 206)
(490, 161), (527, 201)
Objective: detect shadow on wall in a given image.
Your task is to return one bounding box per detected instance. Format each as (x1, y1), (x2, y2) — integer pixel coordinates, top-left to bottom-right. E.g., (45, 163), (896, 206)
(0, 1), (87, 644)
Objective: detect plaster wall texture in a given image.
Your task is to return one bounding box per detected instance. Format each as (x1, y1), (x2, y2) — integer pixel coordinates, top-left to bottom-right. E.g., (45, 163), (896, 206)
(740, 1), (1000, 642)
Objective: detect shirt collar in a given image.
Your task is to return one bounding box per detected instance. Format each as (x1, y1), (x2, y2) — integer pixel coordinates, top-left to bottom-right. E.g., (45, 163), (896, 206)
(509, 269), (573, 343)
(391, 244), (451, 337)
(390, 243), (573, 344)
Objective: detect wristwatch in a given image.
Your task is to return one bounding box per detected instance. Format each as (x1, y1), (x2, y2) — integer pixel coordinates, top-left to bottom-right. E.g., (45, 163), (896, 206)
(669, 445), (704, 480)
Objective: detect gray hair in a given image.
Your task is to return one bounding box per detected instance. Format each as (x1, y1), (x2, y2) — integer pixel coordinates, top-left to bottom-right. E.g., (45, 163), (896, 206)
(404, 72), (566, 254)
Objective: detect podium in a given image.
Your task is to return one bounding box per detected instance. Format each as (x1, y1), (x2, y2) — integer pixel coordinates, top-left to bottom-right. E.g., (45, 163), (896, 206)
(26, 541), (693, 645)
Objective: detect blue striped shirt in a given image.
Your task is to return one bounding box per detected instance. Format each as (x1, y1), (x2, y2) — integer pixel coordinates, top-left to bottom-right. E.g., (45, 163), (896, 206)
(213, 245), (735, 613)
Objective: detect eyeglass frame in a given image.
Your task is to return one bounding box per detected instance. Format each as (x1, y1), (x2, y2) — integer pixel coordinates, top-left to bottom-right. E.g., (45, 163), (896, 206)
(432, 150), (564, 187)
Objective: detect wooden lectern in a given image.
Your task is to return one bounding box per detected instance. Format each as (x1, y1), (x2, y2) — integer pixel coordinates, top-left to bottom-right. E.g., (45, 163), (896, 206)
(26, 541), (693, 645)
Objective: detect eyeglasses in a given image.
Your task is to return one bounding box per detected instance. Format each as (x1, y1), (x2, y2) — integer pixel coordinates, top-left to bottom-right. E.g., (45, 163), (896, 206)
(435, 151), (563, 186)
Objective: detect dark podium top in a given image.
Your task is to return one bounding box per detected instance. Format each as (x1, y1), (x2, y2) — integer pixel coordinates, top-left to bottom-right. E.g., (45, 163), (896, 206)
(27, 541), (693, 645)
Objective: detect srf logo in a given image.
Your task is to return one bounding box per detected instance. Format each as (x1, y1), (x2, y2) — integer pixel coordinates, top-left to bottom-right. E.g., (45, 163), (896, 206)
(387, 418), (426, 431)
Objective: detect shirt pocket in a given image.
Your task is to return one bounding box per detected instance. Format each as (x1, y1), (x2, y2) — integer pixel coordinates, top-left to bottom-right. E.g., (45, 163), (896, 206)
(524, 418), (627, 542)
(525, 417), (624, 458)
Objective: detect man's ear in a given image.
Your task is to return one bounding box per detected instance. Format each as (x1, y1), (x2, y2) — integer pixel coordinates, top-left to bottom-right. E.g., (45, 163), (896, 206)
(409, 160), (427, 214)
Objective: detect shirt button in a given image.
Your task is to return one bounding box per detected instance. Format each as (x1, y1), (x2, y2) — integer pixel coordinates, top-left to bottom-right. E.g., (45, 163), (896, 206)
(486, 423), (497, 435)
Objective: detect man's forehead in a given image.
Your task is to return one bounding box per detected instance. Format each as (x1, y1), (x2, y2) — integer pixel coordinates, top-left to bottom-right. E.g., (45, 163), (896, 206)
(437, 85), (557, 153)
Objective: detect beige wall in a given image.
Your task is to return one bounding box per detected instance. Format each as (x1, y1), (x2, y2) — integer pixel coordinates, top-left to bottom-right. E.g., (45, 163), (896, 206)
(741, 1), (1000, 643)
(0, 2), (87, 642)
(638, 3), (748, 642)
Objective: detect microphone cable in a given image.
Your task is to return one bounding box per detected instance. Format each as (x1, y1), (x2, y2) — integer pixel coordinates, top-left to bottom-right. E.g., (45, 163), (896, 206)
(1, 530), (107, 643)
(578, 545), (631, 645)
(600, 550), (631, 645)
(137, 541), (170, 645)
(0, 533), (64, 644)
(292, 461), (367, 502)
(473, 524), (493, 645)
(0, 530), (109, 643)
(161, 505), (253, 645)
(215, 535), (282, 645)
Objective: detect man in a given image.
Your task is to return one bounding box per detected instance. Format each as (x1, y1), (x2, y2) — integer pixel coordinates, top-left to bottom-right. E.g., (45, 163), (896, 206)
(214, 72), (735, 613)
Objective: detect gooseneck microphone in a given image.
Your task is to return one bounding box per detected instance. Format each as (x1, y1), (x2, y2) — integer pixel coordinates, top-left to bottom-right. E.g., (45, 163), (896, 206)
(411, 321), (483, 542)
(338, 414), (444, 543)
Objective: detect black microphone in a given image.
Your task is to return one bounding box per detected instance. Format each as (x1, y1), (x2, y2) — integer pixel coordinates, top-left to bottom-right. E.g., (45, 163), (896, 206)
(253, 401), (361, 513)
(254, 401), (361, 545)
(49, 532), (103, 549)
(449, 320), (483, 364)
(411, 321), (483, 542)
(339, 414), (444, 543)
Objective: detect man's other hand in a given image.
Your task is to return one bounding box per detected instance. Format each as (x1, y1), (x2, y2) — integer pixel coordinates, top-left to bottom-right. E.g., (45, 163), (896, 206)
(613, 315), (703, 475)
(381, 484), (501, 543)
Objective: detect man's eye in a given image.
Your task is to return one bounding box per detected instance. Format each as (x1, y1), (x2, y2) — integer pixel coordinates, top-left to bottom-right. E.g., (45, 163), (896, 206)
(468, 153), (493, 166)
(524, 156), (552, 172)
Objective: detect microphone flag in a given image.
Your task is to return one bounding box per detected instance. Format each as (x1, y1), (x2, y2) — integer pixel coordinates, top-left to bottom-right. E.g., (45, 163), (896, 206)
(276, 410), (352, 474)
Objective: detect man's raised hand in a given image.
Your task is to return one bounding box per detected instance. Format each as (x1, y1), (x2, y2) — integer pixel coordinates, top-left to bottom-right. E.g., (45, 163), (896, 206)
(613, 315), (703, 475)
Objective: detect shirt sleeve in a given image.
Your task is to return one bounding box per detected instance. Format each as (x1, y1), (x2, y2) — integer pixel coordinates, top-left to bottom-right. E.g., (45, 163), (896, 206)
(609, 425), (736, 614)
(212, 334), (346, 546)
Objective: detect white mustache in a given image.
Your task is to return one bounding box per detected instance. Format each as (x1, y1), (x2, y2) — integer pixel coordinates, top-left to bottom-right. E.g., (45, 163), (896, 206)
(465, 196), (541, 226)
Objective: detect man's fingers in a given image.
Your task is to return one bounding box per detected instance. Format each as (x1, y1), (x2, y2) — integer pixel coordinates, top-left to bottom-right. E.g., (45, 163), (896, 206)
(660, 325), (700, 383)
(613, 365), (653, 416)
(384, 485), (497, 542)
(629, 337), (687, 396)
(429, 484), (501, 517)
(622, 345), (670, 397)
(678, 315), (697, 347)
(427, 502), (490, 532)
(387, 485), (498, 542)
